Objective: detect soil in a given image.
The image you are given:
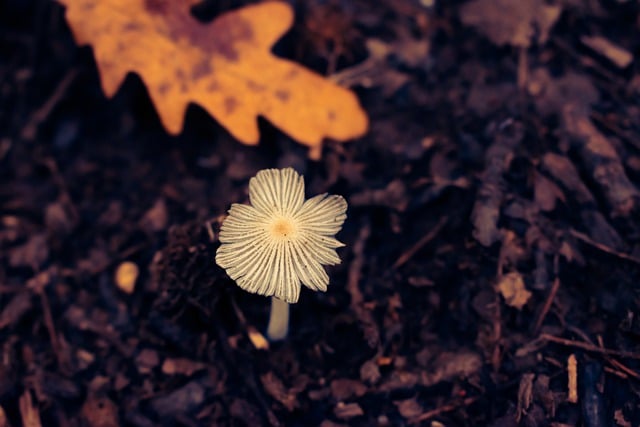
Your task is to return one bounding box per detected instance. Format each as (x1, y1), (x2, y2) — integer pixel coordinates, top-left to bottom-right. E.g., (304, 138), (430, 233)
(1, 0), (640, 426)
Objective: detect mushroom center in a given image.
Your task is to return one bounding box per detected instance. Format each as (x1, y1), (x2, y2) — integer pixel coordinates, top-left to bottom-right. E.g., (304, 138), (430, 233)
(269, 217), (297, 240)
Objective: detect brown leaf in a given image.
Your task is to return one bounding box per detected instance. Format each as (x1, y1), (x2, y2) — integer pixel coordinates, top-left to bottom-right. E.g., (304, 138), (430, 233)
(149, 380), (207, 417)
(0, 292), (33, 330)
(530, 69), (598, 117)
(140, 198), (168, 233)
(515, 373), (535, 422)
(260, 372), (297, 411)
(394, 398), (423, 419)
(81, 394), (119, 427)
(135, 348), (159, 375)
(57, 1), (368, 158)
(8, 234), (48, 269)
(421, 350), (483, 387)
(359, 359), (381, 384)
(562, 105), (640, 217)
(333, 402), (364, 419)
(534, 172), (565, 212)
(330, 378), (367, 401)
(161, 358), (207, 376)
(614, 408), (632, 427)
(472, 122), (524, 247)
(460, 0), (561, 48)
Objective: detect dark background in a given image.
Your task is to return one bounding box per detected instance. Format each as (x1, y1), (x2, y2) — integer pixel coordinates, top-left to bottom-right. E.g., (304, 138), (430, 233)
(1, 0), (640, 426)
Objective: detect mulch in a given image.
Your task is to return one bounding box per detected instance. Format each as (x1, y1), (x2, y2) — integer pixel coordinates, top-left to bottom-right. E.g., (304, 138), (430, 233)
(1, 0), (640, 426)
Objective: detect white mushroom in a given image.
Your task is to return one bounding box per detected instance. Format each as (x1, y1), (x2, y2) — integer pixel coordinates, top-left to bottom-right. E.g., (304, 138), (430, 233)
(216, 168), (347, 340)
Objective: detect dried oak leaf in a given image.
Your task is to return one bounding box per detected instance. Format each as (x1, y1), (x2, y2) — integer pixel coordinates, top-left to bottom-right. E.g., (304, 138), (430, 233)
(460, 0), (561, 48)
(57, 0), (368, 158)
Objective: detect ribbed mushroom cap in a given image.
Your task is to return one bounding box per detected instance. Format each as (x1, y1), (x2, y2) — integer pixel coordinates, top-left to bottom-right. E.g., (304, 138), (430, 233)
(216, 168), (347, 303)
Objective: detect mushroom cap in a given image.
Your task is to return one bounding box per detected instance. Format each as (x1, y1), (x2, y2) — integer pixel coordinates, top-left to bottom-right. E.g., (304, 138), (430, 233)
(216, 168), (347, 303)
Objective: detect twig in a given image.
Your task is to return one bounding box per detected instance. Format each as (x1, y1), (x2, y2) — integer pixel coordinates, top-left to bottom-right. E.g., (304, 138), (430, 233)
(21, 68), (79, 140)
(27, 270), (71, 374)
(567, 354), (578, 403)
(347, 220), (379, 349)
(533, 255), (560, 334)
(19, 390), (42, 427)
(550, 36), (627, 94)
(392, 217), (447, 269)
(596, 335), (640, 381)
(409, 396), (480, 424)
(540, 334), (640, 360)
(545, 326), (640, 378)
(570, 229), (640, 265)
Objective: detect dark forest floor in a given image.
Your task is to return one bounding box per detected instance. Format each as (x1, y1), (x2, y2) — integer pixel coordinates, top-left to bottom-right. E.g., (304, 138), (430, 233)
(1, 0), (640, 426)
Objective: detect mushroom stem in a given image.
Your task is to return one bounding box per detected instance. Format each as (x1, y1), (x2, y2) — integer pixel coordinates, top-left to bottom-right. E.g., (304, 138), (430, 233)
(266, 296), (289, 341)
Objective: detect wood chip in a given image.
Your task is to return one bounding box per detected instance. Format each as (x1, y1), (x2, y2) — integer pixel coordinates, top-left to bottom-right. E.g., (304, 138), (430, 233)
(260, 372), (297, 411)
(140, 198), (169, 232)
(161, 358), (207, 376)
(19, 391), (42, 427)
(81, 394), (119, 427)
(0, 405), (10, 427)
(562, 104), (640, 217)
(567, 354), (578, 403)
(497, 272), (531, 310)
(247, 326), (269, 350)
(394, 398), (423, 419)
(460, 0), (561, 47)
(421, 351), (483, 387)
(581, 35), (633, 68)
(135, 348), (159, 374)
(0, 292), (33, 330)
(516, 373), (535, 422)
(334, 402), (364, 419)
(114, 261), (138, 294)
(9, 234), (49, 269)
(330, 379), (367, 401)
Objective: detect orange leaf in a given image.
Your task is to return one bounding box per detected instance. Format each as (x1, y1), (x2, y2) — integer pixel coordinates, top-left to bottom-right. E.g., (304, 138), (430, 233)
(57, 0), (368, 158)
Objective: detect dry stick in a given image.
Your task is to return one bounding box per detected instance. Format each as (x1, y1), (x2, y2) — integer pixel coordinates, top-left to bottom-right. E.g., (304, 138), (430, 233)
(27, 270), (70, 374)
(517, 46), (528, 91)
(550, 36), (627, 93)
(596, 335), (640, 381)
(40, 157), (80, 234)
(567, 326), (640, 380)
(392, 217), (447, 269)
(567, 354), (578, 403)
(19, 390), (42, 427)
(540, 334), (640, 360)
(409, 396), (480, 424)
(21, 68), (79, 140)
(604, 366), (628, 379)
(347, 220), (379, 349)
(570, 229), (640, 265)
(491, 232), (516, 373)
(533, 254), (560, 334)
